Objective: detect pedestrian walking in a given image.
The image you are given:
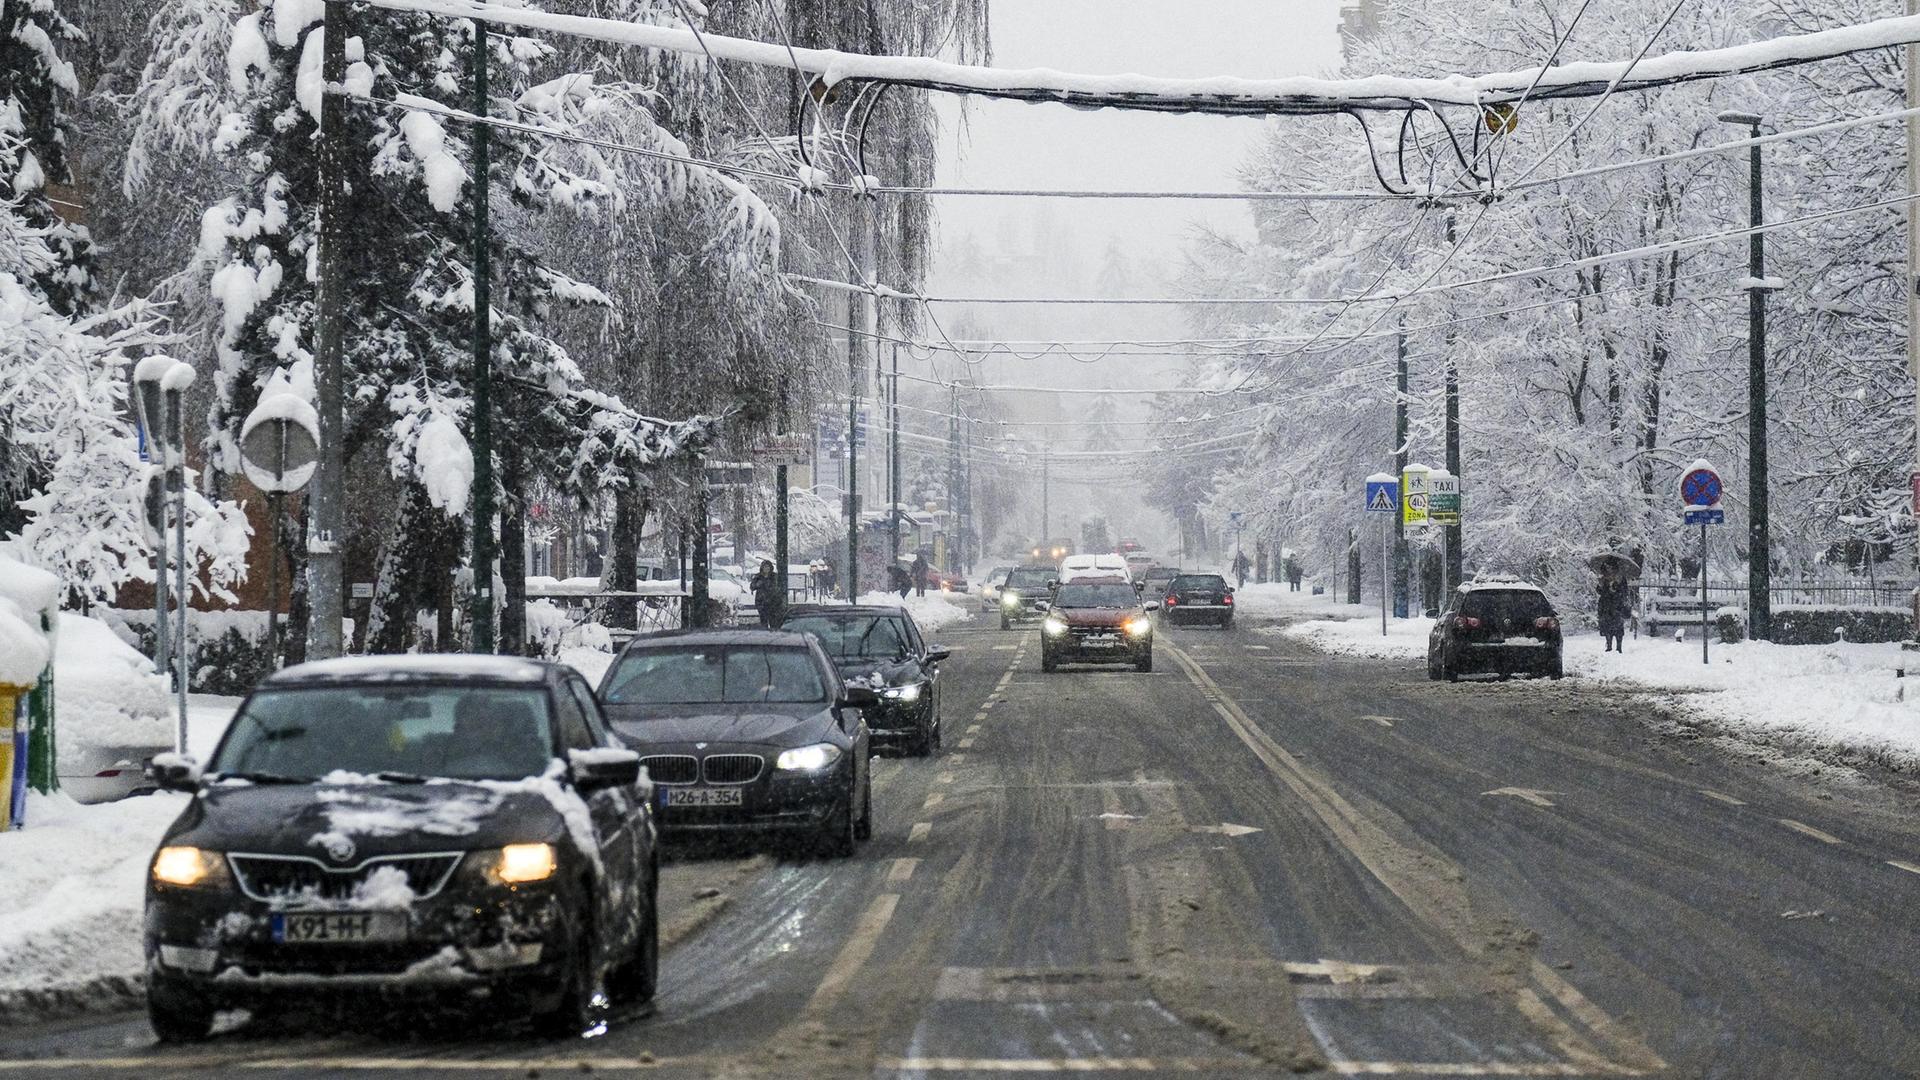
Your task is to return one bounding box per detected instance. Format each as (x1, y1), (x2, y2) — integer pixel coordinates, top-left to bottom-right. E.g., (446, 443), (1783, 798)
(749, 559), (782, 628)
(1285, 556), (1303, 592)
(890, 562), (913, 599)
(911, 552), (930, 598)
(1597, 567), (1631, 653)
(1232, 551), (1251, 590)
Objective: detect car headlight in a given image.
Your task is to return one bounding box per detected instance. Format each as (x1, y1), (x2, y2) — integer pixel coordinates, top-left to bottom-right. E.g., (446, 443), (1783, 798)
(776, 743), (844, 773)
(151, 846), (229, 889)
(1043, 616), (1068, 637)
(1002, 591), (1020, 607)
(485, 842), (559, 885)
(882, 682), (924, 702)
(1125, 617), (1152, 637)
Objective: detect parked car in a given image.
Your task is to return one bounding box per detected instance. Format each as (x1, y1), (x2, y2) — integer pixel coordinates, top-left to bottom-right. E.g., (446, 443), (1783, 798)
(141, 655), (658, 1042)
(596, 629), (874, 855)
(1428, 579), (1565, 681)
(978, 566), (1015, 608)
(1041, 577), (1158, 673)
(782, 605), (950, 756)
(999, 566), (1059, 630)
(1161, 572), (1235, 628)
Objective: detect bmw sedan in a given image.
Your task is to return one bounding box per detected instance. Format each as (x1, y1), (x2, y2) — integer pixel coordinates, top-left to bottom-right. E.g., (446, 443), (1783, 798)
(782, 604), (950, 756)
(596, 629), (875, 856)
(141, 655), (659, 1042)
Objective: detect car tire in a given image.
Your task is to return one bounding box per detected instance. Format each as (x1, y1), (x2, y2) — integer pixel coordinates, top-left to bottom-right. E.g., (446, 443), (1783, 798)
(147, 982), (216, 1043)
(818, 791), (858, 857)
(1000, 613), (1011, 631)
(1041, 648), (1058, 673)
(533, 915), (600, 1039)
(1443, 654), (1460, 683)
(1135, 649), (1153, 673)
(608, 873), (659, 1005)
(1427, 652), (1441, 681)
(1548, 654), (1565, 680)
(854, 772), (874, 840)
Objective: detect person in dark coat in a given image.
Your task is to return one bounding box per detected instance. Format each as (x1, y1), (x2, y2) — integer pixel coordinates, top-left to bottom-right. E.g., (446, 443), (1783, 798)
(890, 562), (913, 599)
(750, 560), (782, 628)
(1597, 567), (1631, 652)
(911, 553), (931, 598)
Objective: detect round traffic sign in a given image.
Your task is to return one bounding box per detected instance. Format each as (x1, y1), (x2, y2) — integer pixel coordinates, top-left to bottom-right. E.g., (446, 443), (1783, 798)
(1680, 465), (1722, 507)
(240, 393), (321, 493)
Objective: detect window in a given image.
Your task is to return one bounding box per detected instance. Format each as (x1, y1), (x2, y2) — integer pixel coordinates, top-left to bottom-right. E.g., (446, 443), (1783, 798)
(554, 682), (597, 751)
(1055, 583), (1140, 608)
(1459, 590), (1554, 623)
(602, 646), (829, 705)
(569, 680), (611, 745)
(212, 684), (555, 782)
(1172, 575), (1228, 592)
(785, 614), (912, 660)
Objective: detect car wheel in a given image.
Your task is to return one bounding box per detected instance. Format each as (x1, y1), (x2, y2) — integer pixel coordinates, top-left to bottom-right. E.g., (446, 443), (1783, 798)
(533, 914), (601, 1039)
(1443, 654), (1460, 683)
(1135, 649), (1153, 673)
(853, 772), (874, 841)
(1220, 615), (1233, 630)
(1426, 651), (1439, 680)
(818, 791), (858, 858)
(1548, 654), (1565, 680)
(608, 872), (659, 1005)
(147, 981), (215, 1043)
(1000, 613), (1011, 631)
(1041, 648), (1058, 673)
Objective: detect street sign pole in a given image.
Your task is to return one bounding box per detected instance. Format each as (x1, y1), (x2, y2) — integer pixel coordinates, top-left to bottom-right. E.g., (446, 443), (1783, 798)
(1700, 520), (1710, 665)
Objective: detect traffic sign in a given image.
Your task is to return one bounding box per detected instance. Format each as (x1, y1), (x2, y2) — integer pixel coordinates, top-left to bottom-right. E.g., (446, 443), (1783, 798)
(1364, 474), (1398, 514)
(239, 392), (320, 494)
(756, 433), (811, 468)
(704, 462), (754, 489)
(1428, 470), (1461, 525)
(1684, 508), (1725, 526)
(1679, 460), (1722, 508)
(1401, 463), (1431, 527)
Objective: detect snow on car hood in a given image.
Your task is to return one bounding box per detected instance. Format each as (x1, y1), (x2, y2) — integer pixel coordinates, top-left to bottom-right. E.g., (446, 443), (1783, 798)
(174, 776), (568, 860)
(829, 657), (920, 686)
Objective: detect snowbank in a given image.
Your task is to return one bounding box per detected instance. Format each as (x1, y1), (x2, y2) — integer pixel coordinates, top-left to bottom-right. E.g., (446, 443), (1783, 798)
(1227, 581), (1352, 623)
(851, 590), (975, 635)
(54, 613), (172, 764)
(1278, 612), (1434, 660)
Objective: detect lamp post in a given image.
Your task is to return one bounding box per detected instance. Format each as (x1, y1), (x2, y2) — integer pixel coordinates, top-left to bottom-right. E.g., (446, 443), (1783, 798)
(1719, 109), (1773, 641)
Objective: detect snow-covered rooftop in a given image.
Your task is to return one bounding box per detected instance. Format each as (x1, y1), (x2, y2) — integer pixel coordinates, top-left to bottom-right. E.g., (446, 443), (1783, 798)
(270, 654), (555, 685)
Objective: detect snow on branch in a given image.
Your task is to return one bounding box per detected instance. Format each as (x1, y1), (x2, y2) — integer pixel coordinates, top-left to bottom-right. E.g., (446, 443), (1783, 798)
(358, 0), (1920, 114)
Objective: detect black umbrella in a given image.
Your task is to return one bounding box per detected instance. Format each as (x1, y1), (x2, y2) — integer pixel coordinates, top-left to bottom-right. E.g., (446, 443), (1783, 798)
(1587, 552), (1641, 578)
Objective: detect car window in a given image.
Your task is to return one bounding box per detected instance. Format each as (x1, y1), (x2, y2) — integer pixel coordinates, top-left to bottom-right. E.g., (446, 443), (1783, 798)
(1459, 590), (1554, 622)
(602, 646), (829, 705)
(568, 680), (612, 745)
(1172, 575), (1228, 591)
(1055, 583), (1140, 607)
(901, 614), (925, 653)
(783, 614), (912, 660)
(1007, 568), (1054, 589)
(212, 685), (555, 782)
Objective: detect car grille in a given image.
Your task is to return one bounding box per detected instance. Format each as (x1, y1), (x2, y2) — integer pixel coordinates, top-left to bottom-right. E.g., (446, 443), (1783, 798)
(640, 755), (699, 785)
(702, 754), (765, 785)
(227, 853), (461, 904)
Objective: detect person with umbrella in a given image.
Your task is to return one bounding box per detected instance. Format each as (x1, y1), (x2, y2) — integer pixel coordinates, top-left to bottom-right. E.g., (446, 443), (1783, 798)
(1592, 553), (1637, 653)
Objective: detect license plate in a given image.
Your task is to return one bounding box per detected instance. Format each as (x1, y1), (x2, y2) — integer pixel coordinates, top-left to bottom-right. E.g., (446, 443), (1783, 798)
(665, 787), (744, 807)
(271, 912), (406, 944)
(1081, 635), (1119, 648)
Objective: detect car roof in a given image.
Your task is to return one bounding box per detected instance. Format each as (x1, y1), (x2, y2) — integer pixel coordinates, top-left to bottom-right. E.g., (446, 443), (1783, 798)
(1458, 576), (1545, 594)
(784, 604), (911, 619)
(622, 627), (820, 649)
(265, 654), (559, 686)
(1060, 575), (1131, 585)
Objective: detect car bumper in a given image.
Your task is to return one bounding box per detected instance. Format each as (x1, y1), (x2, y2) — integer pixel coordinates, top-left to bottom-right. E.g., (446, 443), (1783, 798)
(1044, 634), (1150, 663)
(143, 875), (571, 1009)
(866, 696), (934, 745)
(1451, 641), (1560, 671)
(1001, 604), (1043, 622)
(1164, 604), (1231, 623)
(650, 758), (855, 834)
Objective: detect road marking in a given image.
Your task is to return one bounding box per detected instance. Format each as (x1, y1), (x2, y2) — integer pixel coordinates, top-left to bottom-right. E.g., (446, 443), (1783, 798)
(923, 792), (945, 809)
(974, 713), (991, 723)
(1329, 1063), (1647, 1076)
(1779, 818), (1845, 846)
(981, 699), (998, 710)
(908, 822), (932, 842)
(1887, 860), (1920, 875)
(806, 892), (900, 1011)
(888, 857), (920, 883)
(948, 753), (966, 764)
(967, 725), (982, 735)
(993, 644), (1017, 651)
(1483, 787), (1560, 808)
(1357, 715), (1396, 728)
(1189, 823), (1262, 837)
(937, 771), (955, 784)
(1245, 644), (1271, 650)
(958, 738), (975, 749)
(1698, 789), (1746, 806)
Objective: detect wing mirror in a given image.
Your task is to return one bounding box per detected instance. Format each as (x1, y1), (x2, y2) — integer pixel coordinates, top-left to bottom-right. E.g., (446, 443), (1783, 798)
(1424, 607), (1440, 619)
(840, 685), (880, 709)
(569, 747), (642, 792)
(1144, 601), (1161, 612)
(150, 752), (202, 792)
(925, 647), (952, 664)
(1034, 600), (1052, 612)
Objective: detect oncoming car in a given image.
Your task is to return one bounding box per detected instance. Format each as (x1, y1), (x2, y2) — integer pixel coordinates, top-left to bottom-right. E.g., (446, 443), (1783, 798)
(596, 630), (875, 855)
(999, 566), (1058, 630)
(141, 656), (658, 1042)
(782, 605), (950, 756)
(1041, 578), (1158, 673)
(1058, 553), (1131, 585)
(1427, 579), (1565, 681)
(979, 566), (1015, 608)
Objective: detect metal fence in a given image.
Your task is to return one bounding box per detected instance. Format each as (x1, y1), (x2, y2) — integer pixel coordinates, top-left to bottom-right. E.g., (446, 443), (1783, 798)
(1634, 580), (1915, 609)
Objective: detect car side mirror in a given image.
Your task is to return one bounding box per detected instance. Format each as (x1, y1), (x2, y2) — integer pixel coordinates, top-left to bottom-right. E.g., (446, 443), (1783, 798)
(150, 752), (202, 792)
(1034, 600), (1052, 612)
(840, 685), (879, 709)
(1424, 608), (1440, 619)
(925, 647), (952, 664)
(570, 748), (643, 792)
(1144, 602), (1161, 612)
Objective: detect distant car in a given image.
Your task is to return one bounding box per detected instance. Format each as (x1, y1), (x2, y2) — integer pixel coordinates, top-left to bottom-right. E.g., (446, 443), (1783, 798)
(1058, 553), (1131, 584)
(1041, 578), (1158, 673)
(1428, 580), (1564, 681)
(978, 566), (1014, 608)
(933, 570), (969, 593)
(999, 566), (1058, 630)
(1138, 566), (1180, 602)
(141, 655), (658, 1042)
(782, 605), (950, 756)
(1123, 552), (1156, 579)
(597, 629), (874, 854)
(1162, 573), (1235, 628)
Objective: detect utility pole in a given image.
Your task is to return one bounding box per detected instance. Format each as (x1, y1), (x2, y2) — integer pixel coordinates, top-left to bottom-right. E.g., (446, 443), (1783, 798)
(1393, 325), (1409, 619)
(691, 477), (710, 627)
(948, 385), (962, 567)
(1443, 212), (1463, 593)
(889, 344), (901, 564)
(1909, 8), (1920, 628)
(1719, 110), (1773, 640)
(308, 3), (349, 660)
(1040, 447), (1050, 549)
(468, 17), (497, 653)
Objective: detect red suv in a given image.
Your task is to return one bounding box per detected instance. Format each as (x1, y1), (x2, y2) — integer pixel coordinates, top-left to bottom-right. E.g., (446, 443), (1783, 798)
(1040, 578), (1158, 673)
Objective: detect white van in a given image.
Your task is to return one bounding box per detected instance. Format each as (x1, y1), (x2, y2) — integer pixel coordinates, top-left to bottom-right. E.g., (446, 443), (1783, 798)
(1058, 553), (1131, 584)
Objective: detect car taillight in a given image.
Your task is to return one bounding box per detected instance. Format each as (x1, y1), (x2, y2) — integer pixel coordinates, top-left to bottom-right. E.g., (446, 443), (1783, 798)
(1222, 594), (1233, 605)
(1454, 615), (1480, 629)
(1534, 617), (1559, 631)
(1164, 595), (1177, 606)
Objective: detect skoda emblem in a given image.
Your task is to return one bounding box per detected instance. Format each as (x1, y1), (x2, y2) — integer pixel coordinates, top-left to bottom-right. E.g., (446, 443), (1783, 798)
(318, 834), (357, 864)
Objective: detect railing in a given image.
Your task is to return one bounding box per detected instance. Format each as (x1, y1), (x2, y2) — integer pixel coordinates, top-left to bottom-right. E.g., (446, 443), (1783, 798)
(1633, 580), (1915, 609)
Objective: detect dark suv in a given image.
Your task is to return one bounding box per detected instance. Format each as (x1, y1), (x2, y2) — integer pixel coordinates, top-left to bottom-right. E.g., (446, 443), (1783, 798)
(782, 604), (950, 756)
(1041, 578), (1158, 672)
(999, 566), (1058, 630)
(1428, 581), (1564, 681)
(1162, 573), (1235, 628)
(142, 655), (657, 1042)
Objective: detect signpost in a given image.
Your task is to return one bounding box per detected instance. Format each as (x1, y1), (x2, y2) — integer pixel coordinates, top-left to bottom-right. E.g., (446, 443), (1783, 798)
(239, 392), (321, 670)
(1680, 460), (1724, 665)
(1401, 462), (1431, 530)
(1365, 473), (1398, 636)
(1428, 468), (1461, 601)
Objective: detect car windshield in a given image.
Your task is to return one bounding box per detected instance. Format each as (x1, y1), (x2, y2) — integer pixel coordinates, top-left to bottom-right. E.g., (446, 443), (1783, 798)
(1006, 569), (1054, 589)
(989, 567), (1013, 584)
(603, 646), (828, 705)
(1172, 575), (1227, 592)
(784, 614), (912, 661)
(211, 685), (556, 782)
(1458, 590), (1554, 622)
(1054, 583), (1140, 608)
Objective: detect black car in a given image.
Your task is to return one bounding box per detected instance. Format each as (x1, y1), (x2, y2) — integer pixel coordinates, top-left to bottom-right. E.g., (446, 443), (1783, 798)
(1041, 579), (1158, 672)
(142, 655), (657, 1042)
(781, 604), (951, 756)
(1161, 573), (1235, 628)
(1428, 580), (1565, 681)
(999, 566), (1058, 630)
(596, 629), (875, 855)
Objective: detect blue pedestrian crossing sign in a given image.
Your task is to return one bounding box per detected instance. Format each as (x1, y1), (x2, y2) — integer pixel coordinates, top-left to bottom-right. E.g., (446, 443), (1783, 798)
(1365, 476), (1399, 514)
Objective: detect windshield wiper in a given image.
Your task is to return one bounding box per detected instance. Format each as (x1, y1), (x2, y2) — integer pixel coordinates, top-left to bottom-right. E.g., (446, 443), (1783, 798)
(374, 771), (430, 784)
(209, 770), (313, 785)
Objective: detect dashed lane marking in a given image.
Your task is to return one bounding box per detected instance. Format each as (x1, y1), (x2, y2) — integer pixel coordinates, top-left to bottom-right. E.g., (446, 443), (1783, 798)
(1696, 789), (1746, 806)
(1887, 860), (1920, 875)
(923, 792), (945, 809)
(888, 857), (920, 884)
(937, 772), (955, 784)
(948, 754), (966, 764)
(966, 725), (982, 735)
(1245, 644), (1272, 650)
(806, 892), (900, 1012)
(958, 738), (976, 749)
(908, 822), (932, 843)
(1779, 819), (1845, 846)
(981, 700), (998, 710)
(993, 645), (1017, 651)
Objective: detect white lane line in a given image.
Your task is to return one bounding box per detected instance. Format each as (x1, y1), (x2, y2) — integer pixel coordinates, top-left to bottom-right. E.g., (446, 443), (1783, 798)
(974, 713), (991, 723)
(882, 1059), (1165, 1073)
(1329, 1063), (1642, 1077)
(937, 771), (956, 785)
(908, 822), (932, 843)
(966, 725), (982, 735)
(958, 738), (976, 749)
(948, 754), (967, 764)
(1697, 789), (1746, 806)
(924, 792), (946, 809)
(887, 857), (920, 884)
(806, 892), (900, 1011)
(981, 700), (998, 710)
(1245, 644), (1272, 650)
(1888, 860), (1920, 875)
(1779, 819), (1845, 846)
(993, 645), (1017, 651)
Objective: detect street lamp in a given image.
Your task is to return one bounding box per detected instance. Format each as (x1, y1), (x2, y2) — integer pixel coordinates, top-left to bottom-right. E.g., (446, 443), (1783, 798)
(1719, 109), (1775, 640)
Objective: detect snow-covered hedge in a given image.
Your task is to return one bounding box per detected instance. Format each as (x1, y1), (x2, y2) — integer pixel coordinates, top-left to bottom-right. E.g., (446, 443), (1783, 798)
(1771, 605), (1911, 646)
